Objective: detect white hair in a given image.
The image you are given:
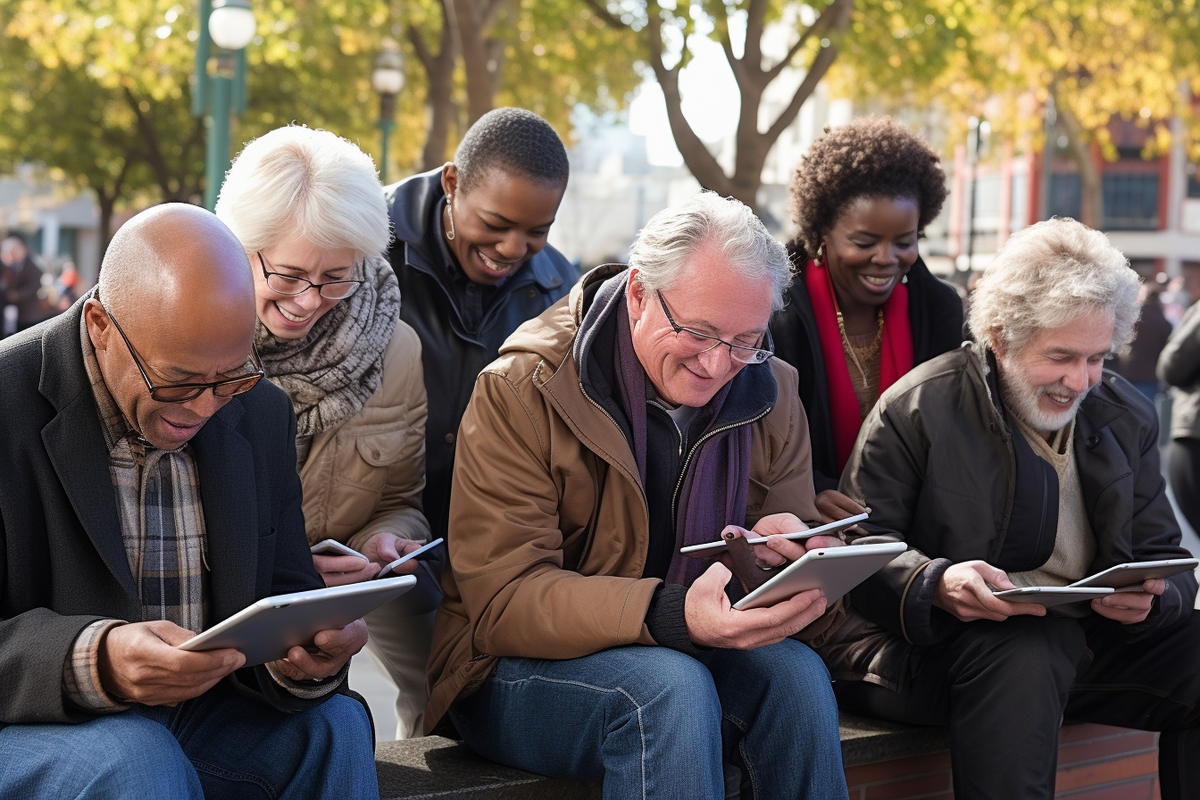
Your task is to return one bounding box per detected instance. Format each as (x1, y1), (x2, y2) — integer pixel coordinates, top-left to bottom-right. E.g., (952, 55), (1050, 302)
(968, 217), (1141, 355)
(628, 192), (791, 312)
(215, 125), (389, 256)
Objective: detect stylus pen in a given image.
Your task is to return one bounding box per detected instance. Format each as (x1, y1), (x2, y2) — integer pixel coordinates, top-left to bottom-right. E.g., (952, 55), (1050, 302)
(679, 512), (870, 554)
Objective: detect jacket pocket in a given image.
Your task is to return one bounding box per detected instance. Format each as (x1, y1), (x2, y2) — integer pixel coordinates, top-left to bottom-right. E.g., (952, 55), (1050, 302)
(354, 430), (409, 467)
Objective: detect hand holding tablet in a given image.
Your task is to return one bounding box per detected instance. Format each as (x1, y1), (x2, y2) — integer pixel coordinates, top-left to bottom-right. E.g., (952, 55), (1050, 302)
(992, 558), (1197, 606)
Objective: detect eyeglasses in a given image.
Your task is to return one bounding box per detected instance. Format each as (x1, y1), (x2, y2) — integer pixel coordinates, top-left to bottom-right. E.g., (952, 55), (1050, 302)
(656, 291), (773, 365)
(258, 251), (363, 300)
(105, 307), (264, 403)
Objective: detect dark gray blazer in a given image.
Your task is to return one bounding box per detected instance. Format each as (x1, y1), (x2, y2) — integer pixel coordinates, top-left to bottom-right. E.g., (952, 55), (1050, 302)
(0, 301), (328, 728)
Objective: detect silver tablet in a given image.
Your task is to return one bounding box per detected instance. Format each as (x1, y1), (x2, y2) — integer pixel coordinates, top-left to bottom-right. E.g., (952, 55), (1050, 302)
(993, 586), (1115, 607)
(732, 541), (907, 611)
(1068, 558), (1198, 591)
(178, 576), (416, 666)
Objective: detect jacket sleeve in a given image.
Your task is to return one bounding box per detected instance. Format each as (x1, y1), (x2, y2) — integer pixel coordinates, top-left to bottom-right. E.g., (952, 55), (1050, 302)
(347, 323), (432, 552)
(1157, 300), (1200, 388)
(447, 369), (659, 661)
(840, 392), (962, 647)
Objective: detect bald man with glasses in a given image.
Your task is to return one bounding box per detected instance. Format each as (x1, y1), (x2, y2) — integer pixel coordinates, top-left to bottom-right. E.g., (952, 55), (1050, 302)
(0, 204), (379, 799)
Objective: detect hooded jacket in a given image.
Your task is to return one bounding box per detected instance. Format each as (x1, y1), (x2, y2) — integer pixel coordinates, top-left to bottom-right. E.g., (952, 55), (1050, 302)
(424, 265), (841, 732)
(820, 342), (1197, 691)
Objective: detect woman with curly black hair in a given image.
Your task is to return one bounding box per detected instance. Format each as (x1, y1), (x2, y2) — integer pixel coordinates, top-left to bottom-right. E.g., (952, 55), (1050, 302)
(770, 116), (964, 520)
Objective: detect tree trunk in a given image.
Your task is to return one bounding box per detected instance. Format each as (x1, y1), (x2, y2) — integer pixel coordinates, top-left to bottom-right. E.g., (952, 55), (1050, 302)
(1056, 99), (1104, 229)
(453, 0), (506, 125)
(410, 1), (459, 171)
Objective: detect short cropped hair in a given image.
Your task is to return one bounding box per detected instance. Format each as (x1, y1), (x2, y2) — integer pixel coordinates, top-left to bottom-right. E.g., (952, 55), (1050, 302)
(453, 108), (569, 194)
(789, 116), (947, 260)
(629, 192), (791, 313)
(215, 125), (389, 257)
(968, 217), (1140, 354)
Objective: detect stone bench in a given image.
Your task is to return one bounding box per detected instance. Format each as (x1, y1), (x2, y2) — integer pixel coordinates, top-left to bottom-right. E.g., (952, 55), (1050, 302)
(376, 714), (1160, 799)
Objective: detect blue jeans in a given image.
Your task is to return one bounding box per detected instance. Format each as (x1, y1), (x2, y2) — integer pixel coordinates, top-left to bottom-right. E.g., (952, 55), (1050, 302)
(449, 642), (847, 800)
(0, 680), (379, 799)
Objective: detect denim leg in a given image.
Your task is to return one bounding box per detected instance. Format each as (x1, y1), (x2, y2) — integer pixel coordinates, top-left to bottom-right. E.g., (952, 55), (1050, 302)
(449, 646), (726, 800)
(141, 680), (379, 800)
(0, 713), (204, 799)
(707, 640), (847, 800)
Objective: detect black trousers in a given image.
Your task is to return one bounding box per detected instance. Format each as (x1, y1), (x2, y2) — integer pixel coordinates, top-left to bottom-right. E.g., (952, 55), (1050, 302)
(836, 611), (1200, 800)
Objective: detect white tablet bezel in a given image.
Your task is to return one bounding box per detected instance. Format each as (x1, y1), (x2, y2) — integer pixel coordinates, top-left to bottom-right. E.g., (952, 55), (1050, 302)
(1068, 558), (1199, 591)
(178, 576), (416, 666)
(732, 541), (907, 611)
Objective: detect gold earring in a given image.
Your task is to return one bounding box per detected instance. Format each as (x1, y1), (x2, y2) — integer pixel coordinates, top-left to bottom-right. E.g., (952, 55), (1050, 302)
(445, 197), (456, 241)
(816, 241), (825, 263)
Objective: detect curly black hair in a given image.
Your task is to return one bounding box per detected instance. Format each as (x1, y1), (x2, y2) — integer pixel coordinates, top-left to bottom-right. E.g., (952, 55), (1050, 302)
(453, 107), (569, 194)
(788, 116), (947, 261)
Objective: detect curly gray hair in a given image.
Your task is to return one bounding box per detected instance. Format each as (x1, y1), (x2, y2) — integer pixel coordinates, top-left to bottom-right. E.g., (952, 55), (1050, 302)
(967, 217), (1140, 355)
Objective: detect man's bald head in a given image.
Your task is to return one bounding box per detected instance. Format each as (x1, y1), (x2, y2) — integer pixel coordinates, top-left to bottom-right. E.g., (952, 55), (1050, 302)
(99, 203), (254, 338)
(87, 204), (260, 450)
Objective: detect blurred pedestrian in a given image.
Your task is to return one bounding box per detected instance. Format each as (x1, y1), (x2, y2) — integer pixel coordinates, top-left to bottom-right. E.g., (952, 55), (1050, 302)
(1158, 291), (1200, 534)
(1, 234), (52, 334)
(1113, 283), (1173, 402)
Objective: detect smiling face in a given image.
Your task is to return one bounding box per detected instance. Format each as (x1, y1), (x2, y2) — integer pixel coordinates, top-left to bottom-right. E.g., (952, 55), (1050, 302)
(824, 195), (920, 315)
(441, 164), (565, 286)
(253, 239), (359, 340)
(995, 309), (1115, 437)
(627, 242), (774, 408)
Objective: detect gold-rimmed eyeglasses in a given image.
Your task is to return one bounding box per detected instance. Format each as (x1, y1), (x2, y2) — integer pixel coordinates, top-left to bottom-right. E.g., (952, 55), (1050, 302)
(656, 291), (773, 365)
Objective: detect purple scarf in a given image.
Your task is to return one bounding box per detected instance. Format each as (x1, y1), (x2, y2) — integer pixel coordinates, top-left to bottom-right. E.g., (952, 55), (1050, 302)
(612, 299), (753, 586)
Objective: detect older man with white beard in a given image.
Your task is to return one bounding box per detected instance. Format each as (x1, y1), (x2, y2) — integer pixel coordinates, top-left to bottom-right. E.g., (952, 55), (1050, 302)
(816, 217), (1200, 800)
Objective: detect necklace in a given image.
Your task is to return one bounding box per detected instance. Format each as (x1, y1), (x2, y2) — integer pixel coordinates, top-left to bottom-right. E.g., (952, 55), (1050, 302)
(836, 308), (884, 385)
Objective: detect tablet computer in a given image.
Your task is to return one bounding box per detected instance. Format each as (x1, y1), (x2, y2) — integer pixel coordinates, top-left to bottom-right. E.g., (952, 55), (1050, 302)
(1068, 558), (1198, 591)
(177, 576), (416, 666)
(993, 586), (1115, 607)
(732, 541), (907, 611)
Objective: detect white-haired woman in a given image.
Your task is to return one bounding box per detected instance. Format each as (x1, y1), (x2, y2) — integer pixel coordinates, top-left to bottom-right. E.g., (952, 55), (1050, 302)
(217, 125), (433, 739)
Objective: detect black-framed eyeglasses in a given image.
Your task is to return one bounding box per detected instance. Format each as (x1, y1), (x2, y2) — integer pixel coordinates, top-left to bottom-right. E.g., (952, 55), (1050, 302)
(258, 251), (363, 300)
(105, 307), (264, 403)
(656, 291), (773, 365)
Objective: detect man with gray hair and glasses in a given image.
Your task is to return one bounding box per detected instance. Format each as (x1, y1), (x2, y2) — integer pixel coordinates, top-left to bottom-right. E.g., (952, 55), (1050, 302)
(425, 192), (850, 798)
(822, 217), (1200, 800)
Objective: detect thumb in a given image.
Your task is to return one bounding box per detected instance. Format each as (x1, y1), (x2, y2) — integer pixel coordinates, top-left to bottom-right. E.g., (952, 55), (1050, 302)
(975, 562), (1015, 590)
(693, 561), (733, 596)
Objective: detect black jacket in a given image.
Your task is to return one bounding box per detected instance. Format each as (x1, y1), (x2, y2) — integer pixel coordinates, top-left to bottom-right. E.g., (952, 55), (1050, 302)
(384, 168), (578, 541)
(0, 303), (330, 727)
(769, 254), (965, 491)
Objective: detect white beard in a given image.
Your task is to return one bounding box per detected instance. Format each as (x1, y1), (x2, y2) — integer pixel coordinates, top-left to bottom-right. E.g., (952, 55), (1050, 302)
(997, 359), (1089, 434)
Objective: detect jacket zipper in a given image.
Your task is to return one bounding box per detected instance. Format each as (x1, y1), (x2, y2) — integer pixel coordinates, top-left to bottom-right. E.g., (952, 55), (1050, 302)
(669, 407), (772, 535)
(577, 379), (647, 568)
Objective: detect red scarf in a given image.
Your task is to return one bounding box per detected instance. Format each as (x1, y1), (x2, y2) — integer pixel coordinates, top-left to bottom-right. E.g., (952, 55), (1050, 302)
(803, 259), (913, 471)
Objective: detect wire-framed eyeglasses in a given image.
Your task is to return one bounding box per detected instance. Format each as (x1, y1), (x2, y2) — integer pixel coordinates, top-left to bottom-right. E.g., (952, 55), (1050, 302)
(105, 306), (264, 403)
(258, 251), (364, 300)
(656, 291), (773, 365)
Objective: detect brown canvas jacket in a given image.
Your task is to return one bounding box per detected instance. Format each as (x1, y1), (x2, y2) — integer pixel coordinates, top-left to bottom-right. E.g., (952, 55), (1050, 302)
(424, 265), (842, 732)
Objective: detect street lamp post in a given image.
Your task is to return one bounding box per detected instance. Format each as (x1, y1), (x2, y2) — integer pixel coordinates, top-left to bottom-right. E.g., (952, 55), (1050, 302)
(200, 0), (256, 210)
(371, 45), (405, 185)
(963, 115), (990, 277)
